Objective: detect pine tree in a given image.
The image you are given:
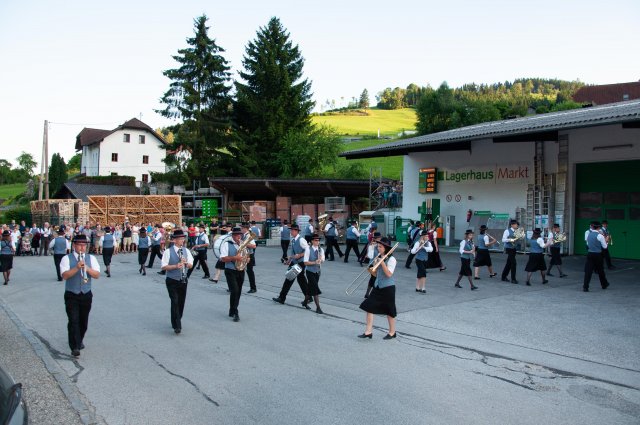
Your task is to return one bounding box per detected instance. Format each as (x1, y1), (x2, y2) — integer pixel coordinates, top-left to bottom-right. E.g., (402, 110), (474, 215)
(359, 89), (370, 109)
(157, 15), (245, 182)
(48, 153), (67, 198)
(234, 17), (314, 177)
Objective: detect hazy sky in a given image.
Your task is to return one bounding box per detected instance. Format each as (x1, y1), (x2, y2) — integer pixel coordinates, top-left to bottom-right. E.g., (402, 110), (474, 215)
(1, 0), (638, 170)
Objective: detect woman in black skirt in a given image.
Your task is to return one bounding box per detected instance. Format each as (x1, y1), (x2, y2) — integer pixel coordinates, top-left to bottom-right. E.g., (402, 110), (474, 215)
(525, 228), (551, 285)
(1, 230), (16, 285)
(546, 223), (568, 278)
(304, 234), (324, 314)
(455, 230), (477, 290)
(425, 222), (446, 271)
(137, 227), (151, 275)
(358, 237), (397, 340)
(473, 225), (498, 279)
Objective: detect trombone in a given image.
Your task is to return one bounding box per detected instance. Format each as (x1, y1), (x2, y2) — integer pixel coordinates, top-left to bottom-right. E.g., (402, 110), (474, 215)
(345, 242), (399, 295)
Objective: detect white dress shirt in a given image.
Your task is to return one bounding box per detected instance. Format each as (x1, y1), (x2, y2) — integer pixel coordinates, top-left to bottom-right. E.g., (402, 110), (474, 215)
(411, 239), (434, 254)
(303, 246), (325, 263)
(161, 244), (194, 268)
(60, 251), (101, 274)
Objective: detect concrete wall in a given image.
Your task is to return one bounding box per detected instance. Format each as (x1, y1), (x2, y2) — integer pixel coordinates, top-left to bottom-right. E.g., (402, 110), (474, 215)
(81, 144), (100, 176)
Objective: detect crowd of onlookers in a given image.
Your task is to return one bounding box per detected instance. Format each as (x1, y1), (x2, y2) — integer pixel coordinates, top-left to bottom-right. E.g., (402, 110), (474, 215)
(375, 181), (403, 208)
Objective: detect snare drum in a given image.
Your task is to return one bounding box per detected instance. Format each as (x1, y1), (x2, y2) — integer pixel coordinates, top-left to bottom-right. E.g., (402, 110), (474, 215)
(284, 264), (302, 281)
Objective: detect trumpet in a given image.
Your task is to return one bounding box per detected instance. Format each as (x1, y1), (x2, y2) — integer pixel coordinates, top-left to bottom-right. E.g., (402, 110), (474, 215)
(79, 253), (89, 284)
(346, 242), (399, 295)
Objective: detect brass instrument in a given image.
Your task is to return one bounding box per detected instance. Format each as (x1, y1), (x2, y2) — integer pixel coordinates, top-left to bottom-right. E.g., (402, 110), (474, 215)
(162, 222), (174, 247)
(235, 231), (257, 271)
(79, 253), (89, 284)
(346, 242), (399, 295)
(318, 214), (328, 231)
(553, 232), (567, 243)
(177, 247), (187, 282)
(507, 227), (525, 243)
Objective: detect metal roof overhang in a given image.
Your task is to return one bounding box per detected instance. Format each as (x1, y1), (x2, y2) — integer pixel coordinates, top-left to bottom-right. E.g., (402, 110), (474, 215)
(208, 178), (371, 200)
(342, 140), (471, 159)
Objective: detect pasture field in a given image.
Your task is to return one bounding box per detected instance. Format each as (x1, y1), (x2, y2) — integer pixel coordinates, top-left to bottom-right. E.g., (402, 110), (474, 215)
(0, 183), (26, 200)
(312, 107), (417, 137)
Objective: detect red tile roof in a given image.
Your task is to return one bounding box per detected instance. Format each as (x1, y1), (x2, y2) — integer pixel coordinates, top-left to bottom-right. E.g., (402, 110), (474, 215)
(573, 81), (640, 105)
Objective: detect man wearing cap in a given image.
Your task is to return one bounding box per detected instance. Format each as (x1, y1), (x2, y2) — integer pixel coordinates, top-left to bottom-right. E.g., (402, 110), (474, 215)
(220, 227), (246, 322)
(323, 217), (343, 261)
(404, 221), (423, 269)
(273, 224), (311, 308)
(100, 226), (115, 277)
(161, 229), (193, 333)
(501, 219), (520, 284)
(49, 227), (71, 281)
(60, 234), (100, 357)
(343, 221), (362, 264)
(187, 224), (210, 280)
(583, 221), (610, 292)
(241, 223), (258, 293)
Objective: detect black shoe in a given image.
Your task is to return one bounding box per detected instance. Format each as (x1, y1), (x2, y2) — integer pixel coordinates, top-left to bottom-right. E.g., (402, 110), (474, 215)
(202, 275), (210, 279)
(489, 273), (497, 278)
(405, 266), (411, 269)
(174, 328), (181, 334)
(471, 285), (478, 290)
(107, 272), (111, 278)
(57, 278), (63, 282)
(383, 333), (396, 340)
(421, 289), (426, 293)
(3, 282), (6, 286)
(511, 279), (518, 284)
(583, 287), (589, 292)
(209, 278), (218, 283)
(542, 280), (549, 284)
(415, 288), (420, 292)
(229, 312), (234, 317)
(233, 314), (240, 322)
(474, 277), (480, 280)
(526, 281), (531, 286)
(272, 297), (284, 304)
(143, 271), (146, 276)
(357, 333), (372, 339)
(454, 283), (462, 288)
(560, 274), (568, 278)
(316, 307), (324, 314)
(247, 288), (257, 293)
(139, 267), (142, 274)
(302, 301), (311, 310)
(157, 271), (164, 275)
(547, 272), (554, 277)
(71, 349), (80, 357)
(602, 282), (610, 289)
(343, 260), (348, 263)
(501, 277), (509, 282)
(439, 267), (447, 272)
(80, 343), (85, 350)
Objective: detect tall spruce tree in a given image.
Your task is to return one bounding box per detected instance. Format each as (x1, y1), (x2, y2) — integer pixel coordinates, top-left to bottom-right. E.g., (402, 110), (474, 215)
(234, 17), (314, 177)
(157, 15), (247, 182)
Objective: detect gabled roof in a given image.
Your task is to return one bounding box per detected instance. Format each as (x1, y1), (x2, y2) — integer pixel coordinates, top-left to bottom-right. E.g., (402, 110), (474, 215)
(75, 118), (167, 150)
(573, 81), (640, 105)
(54, 182), (140, 202)
(340, 100), (640, 159)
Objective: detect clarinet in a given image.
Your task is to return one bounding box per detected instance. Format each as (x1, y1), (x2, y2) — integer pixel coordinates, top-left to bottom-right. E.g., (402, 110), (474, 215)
(177, 247), (186, 282)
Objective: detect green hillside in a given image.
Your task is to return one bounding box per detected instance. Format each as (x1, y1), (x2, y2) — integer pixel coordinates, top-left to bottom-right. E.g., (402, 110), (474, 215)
(0, 183), (26, 200)
(313, 108), (416, 180)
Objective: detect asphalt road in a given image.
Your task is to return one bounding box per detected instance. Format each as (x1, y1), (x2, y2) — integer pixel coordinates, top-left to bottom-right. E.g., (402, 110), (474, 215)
(1, 245), (639, 424)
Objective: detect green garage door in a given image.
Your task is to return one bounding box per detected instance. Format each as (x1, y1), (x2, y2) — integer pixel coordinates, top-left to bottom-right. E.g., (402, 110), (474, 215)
(574, 160), (640, 260)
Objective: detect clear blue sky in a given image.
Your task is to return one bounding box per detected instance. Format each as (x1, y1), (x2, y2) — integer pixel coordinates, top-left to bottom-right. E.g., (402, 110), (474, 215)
(1, 0), (638, 170)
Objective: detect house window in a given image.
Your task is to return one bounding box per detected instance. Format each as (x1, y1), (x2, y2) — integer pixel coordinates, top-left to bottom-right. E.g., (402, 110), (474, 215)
(111, 172), (118, 176)
(112, 153), (118, 162)
(123, 133), (130, 143)
(623, 94), (629, 101)
(142, 174), (149, 183)
(139, 135), (146, 144)
(142, 155), (149, 164)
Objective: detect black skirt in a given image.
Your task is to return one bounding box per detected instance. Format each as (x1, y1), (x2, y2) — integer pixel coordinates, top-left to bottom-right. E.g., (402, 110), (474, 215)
(0, 254), (13, 272)
(102, 247), (114, 266)
(549, 247), (562, 265)
(360, 285), (396, 317)
(215, 259), (225, 270)
(458, 257), (472, 276)
(415, 259), (427, 278)
(138, 247), (149, 265)
(426, 251), (443, 269)
(525, 253), (547, 272)
(305, 270), (322, 296)
(473, 249), (492, 267)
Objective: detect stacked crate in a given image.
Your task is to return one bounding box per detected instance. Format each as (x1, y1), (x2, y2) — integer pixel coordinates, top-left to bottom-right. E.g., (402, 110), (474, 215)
(86, 195), (182, 226)
(290, 204), (303, 222)
(276, 197), (291, 223)
(302, 204), (317, 221)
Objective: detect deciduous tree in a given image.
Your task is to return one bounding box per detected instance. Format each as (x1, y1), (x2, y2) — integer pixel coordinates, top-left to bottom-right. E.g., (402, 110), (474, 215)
(48, 153), (67, 197)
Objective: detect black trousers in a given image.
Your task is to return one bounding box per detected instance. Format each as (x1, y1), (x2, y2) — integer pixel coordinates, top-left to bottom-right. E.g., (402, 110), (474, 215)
(280, 240), (290, 261)
(405, 252), (416, 268)
(40, 236), (51, 256)
(344, 239), (361, 262)
(54, 254), (65, 280)
(602, 248), (613, 268)
(148, 245), (162, 268)
(102, 247), (114, 266)
(64, 291), (92, 351)
(325, 236), (343, 260)
(279, 263), (308, 302)
(188, 250), (210, 278)
(584, 252), (608, 289)
(246, 253), (256, 290)
(501, 248), (517, 280)
(165, 278), (188, 330)
(225, 269), (245, 315)
(138, 247), (149, 265)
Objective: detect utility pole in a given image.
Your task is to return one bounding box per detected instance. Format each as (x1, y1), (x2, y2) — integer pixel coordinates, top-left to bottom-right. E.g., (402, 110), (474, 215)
(38, 120), (49, 200)
(44, 121), (49, 199)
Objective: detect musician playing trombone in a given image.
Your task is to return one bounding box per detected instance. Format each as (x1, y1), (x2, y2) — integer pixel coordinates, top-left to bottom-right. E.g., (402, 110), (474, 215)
(161, 229), (193, 333)
(363, 232), (382, 298)
(411, 230), (433, 294)
(60, 234), (100, 357)
(358, 237), (397, 340)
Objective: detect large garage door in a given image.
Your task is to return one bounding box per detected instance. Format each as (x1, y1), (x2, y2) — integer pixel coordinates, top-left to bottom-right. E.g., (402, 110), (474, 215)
(574, 160), (640, 260)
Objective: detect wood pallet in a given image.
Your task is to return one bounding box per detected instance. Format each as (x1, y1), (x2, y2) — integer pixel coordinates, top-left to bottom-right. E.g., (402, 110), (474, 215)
(87, 195), (182, 226)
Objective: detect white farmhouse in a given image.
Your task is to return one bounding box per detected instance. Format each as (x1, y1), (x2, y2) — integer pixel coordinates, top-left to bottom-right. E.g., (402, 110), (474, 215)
(75, 118), (167, 183)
